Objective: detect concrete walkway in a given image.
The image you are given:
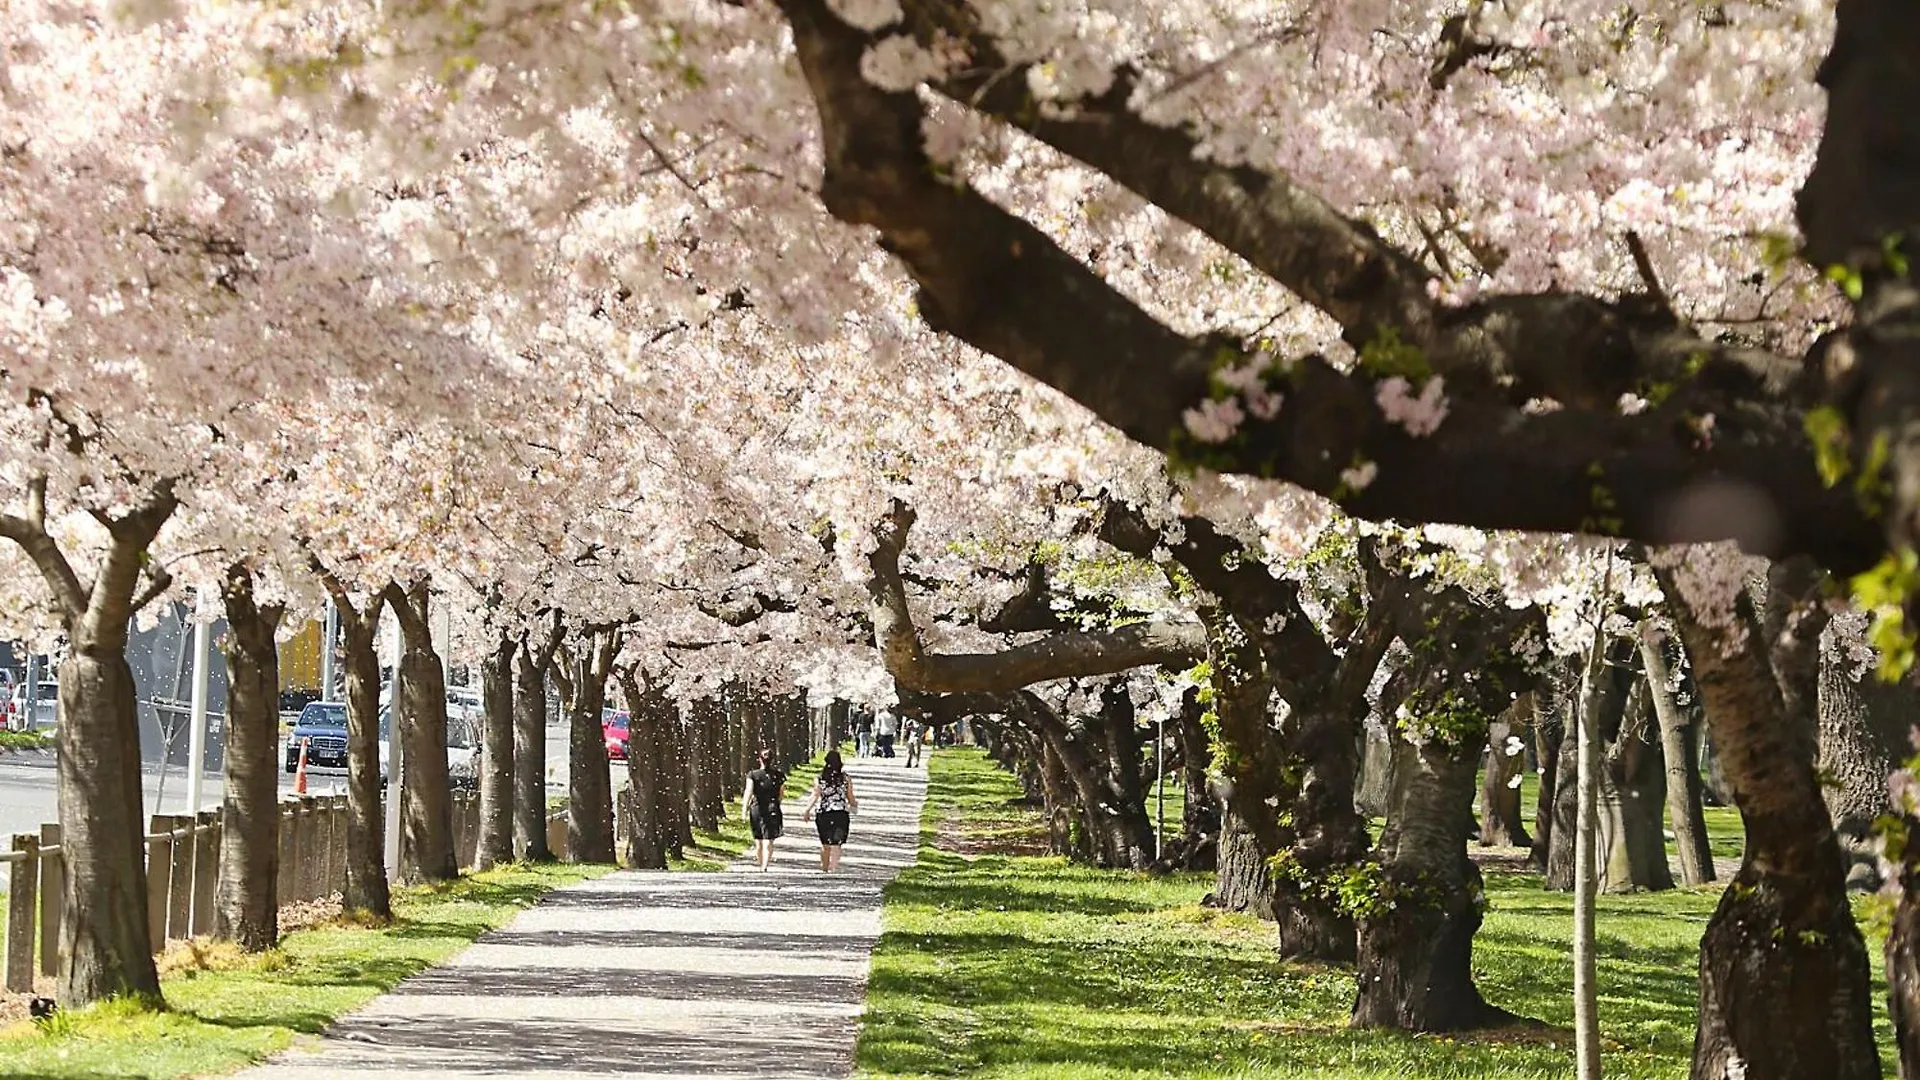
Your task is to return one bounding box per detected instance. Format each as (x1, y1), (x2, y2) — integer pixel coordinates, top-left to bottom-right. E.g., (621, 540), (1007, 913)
(242, 757), (926, 1079)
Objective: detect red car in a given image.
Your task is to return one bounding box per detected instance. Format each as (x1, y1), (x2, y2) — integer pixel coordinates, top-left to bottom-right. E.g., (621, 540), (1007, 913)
(603, 710), (630, 760)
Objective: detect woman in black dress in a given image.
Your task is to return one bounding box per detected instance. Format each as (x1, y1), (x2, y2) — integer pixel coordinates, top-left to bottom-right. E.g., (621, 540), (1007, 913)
(742, 748), (786, 871)
(801, 749), (858, 872)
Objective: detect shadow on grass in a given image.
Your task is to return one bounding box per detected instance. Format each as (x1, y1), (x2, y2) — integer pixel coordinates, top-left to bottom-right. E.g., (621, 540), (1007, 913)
(861, 747), (1719, 1080)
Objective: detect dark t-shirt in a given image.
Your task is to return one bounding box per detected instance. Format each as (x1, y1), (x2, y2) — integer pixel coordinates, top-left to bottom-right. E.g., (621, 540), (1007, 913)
(748, 768), (784, 813)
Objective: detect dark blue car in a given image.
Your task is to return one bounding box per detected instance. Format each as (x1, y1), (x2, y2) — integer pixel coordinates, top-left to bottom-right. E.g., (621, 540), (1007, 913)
(284, 701), (390, 774)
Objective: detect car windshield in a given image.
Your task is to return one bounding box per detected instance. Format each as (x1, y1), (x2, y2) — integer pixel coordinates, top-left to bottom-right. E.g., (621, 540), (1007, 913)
(296, 702), (348, 728)
(606, 713), (629, 731)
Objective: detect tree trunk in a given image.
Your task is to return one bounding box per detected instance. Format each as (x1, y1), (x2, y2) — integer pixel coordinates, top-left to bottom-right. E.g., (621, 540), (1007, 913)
(565, 635), (617, 864)
(513, 637), (554, 861)
(1212, 805), (1276, 917)
(1356, 725), (1397, 818)
(1038, 737), (1075, 857)
(1530, 680), (1566, 872)
(1353, 733), (1513, 1031)
(57, 626), (161, 1003)
(690, 698), (722, 831)
(1478, 701), (1531, 848)
(1891, 861), (1920, 1080)
(618, 672), (666, 869)
(214, 567), (283, 951)
(1174, 693), (1218, 869)
(1548, 637), (1634, 890)
(1641, 623), (1715, 886)
(1653, 555), (1879, 1080)
(1598, 677), (1674, 893)
(660, 707), (692, 855)
(1819, 611), (1906, 890)
(477, 628), (516, 870)
(338, 610), (391, 919)
(389, 583), (455, 884)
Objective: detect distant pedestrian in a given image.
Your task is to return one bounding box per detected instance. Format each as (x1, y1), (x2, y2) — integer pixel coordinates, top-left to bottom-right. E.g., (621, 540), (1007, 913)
(854, 710), (874, 758)
(904, 721), (926, 768)
(875, 707), (898, 758)
(802, 749), (859, 872)
(743, 748), (786, 871)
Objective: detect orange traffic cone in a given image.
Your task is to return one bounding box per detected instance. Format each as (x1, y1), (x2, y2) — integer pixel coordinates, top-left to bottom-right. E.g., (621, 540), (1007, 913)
(294, 737), (309, 795)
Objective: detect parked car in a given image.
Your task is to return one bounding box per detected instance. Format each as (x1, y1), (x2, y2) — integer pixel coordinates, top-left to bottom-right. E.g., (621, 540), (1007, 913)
(603, 710), (630, 761)
(285, 692), (474, 789)
(7, 680), (58, 731)
(284, 701), (385, 774)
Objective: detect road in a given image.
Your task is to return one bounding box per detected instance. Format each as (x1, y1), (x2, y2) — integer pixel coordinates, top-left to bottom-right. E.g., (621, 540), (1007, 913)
(0, 724), (579, 839)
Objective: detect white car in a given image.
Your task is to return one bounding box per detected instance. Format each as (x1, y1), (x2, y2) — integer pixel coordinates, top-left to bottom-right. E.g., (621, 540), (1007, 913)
(7, 680), (57, 731)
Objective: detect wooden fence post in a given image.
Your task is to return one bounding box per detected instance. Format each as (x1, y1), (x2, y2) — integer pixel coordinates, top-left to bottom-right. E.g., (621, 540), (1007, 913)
(190, 811), (217, 937)
(296, 796), (319, 902)
(275, 798), (297, 905)
(165, 815), (191, 944)
(7, 834), (37, 991)
(328, 796), (348, 894)
(146, 815), (171, 949)
(38, 824), (62, 977)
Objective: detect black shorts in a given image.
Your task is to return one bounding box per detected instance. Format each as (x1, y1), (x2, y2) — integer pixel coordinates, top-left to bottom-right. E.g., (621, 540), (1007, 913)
(815, 809), (850, 846)
(749, 806), (783, 840)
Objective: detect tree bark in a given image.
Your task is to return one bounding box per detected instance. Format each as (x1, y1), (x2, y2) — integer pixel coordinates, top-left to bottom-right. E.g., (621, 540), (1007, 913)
(1038, 737), (1075, 857)
(477, 627), (516, 870)
(386, 582), (455, 884)
(1478, 701), (1531, 849)
(1212, 806), (1276, 918)
(514, 617), (560, 862)
(1353, 734), (1513, 1031)
(1356, 726), (1397, 818)
(690, 697), (723, 831)
(214, 566), (284, 951)
(330, 593), (390, 920)
(1652, 554), (1879, 1080)
(1641, 623), (1716, 887)
(660, 705), (692, 855)
(1547, 637), (1635, 891)
(1818, 611), (1906, 889)
(1598, 677), (1675, 893)
(1530, 674), (1568, 872)
(561, 632), (619, 864)
(617, 670), (667, 869)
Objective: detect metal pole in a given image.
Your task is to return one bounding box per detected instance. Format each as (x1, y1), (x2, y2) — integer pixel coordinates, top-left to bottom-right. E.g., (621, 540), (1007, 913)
(321, 600), (338, 704)
(186, 617), (211, 815)
(20, 654), (36, 732)
(384, 611), (404, 881)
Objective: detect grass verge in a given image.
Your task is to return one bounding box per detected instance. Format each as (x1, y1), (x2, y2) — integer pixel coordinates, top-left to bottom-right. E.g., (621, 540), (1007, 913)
(0, 861), (611, 1079)
(859, 748), (1889, 1080)
(0, 731), (50, 753)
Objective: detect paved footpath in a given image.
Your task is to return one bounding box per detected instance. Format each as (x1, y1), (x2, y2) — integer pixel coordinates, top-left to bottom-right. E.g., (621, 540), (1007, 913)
(242, 757), (927, 1080)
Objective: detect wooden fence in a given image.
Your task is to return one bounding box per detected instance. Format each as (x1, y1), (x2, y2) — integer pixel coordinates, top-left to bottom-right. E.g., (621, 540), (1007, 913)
(0, 790), (556, 992)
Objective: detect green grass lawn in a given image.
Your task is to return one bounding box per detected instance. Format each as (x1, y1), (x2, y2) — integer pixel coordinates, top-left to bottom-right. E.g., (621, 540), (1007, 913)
(0, 863), (612, 1078)
(859, 748), (1891, 1080)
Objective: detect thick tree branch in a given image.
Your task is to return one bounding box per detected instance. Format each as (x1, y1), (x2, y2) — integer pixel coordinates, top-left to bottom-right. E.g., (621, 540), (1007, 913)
(775, 0), (1880, 573)
(866, 502), (1204, 693)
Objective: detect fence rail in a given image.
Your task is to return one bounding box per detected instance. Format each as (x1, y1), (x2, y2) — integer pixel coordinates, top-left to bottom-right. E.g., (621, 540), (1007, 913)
(2, 789), (530, 992)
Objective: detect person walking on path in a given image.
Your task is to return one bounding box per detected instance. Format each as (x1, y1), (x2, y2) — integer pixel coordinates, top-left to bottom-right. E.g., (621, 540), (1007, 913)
(904, 720), (925, 768)
(742, 749), (786, 871)
(801, 749), (858, 872)
(854, 709), (873, 758)
(875, 707), (898, 758)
